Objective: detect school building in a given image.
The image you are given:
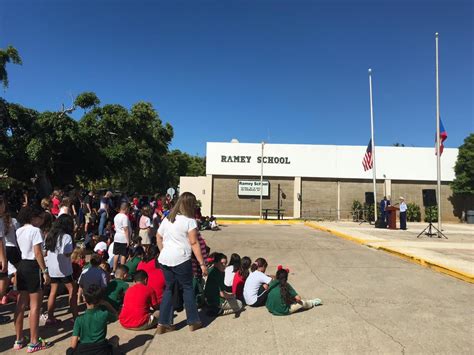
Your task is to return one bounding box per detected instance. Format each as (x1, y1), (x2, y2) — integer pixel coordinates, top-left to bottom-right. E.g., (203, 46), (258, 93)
(180, 142), (460, 222)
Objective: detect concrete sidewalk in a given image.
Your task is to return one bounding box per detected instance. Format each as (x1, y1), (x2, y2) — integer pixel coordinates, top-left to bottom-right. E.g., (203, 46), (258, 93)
(304, 221), (474, 283)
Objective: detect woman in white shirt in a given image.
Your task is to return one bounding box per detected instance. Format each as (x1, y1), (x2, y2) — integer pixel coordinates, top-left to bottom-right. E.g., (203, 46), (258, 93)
(44, 214), (78, 325)
(156, 192), (208, 333)
(14, 206), (51, 352)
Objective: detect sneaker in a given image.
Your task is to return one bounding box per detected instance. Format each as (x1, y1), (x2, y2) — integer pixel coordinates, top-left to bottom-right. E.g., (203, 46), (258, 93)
(39, 314), (48, 325)
(156, 324), (175, 334)
(45, 317), (61, 326)
(0, 314), (10, 324)
(311, 298), (322, 307)
(1, 296), (8, 305)
(188, 322), (203, 332)
(13, 337), (29, 350)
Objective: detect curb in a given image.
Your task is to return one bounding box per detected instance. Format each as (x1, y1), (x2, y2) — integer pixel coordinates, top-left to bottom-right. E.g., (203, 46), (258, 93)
(304, 221), (474, 284)
(221, 219), (301, 225)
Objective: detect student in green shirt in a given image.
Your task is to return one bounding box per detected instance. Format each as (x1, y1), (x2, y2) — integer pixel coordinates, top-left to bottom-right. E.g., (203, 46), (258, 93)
(204, 252), (243, 316)
(67, 284), (119, 355)
(106, 265), (129, 310)
(125, 246), (144, 281)
(265, 266), (322, 316)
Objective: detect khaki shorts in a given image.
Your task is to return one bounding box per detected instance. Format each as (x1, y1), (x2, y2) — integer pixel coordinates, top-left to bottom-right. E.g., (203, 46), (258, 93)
(123, 314), (157, 331)
(139, 229), (151, 245)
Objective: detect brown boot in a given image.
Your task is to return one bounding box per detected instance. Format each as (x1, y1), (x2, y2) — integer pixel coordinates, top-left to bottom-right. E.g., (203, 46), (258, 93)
(188, 322), (203, 332)
(157, 324), (175, 334)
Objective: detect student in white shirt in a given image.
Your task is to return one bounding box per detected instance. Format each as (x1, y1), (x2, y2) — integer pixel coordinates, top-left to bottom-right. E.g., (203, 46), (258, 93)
(243, 258), (273, 307)
(224, 253), (241, 292)
(156, 192), (208, 333)
(113, 202), (131, 273)
(14, 206), (51, 352)
(44, 215), (78, 324)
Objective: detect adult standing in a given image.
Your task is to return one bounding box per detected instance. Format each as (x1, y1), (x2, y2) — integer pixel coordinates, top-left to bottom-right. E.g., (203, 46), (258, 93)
(14, 206), (51, 352)
(156, 192), (208, 333)
(98, 191), (113, 237)
(113, 202), (131, 274)
(379, 196), (389, 225)
(399, 197), (407, 230)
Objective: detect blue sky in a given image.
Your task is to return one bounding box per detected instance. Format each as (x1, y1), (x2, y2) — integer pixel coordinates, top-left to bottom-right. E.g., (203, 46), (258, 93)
(1, 0), (472, 156)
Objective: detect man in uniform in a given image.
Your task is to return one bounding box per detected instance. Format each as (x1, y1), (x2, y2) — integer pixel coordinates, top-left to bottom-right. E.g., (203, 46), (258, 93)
(399, 196), (407, 230)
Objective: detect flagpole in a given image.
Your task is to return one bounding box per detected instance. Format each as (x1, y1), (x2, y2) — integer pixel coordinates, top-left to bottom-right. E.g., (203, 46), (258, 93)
(368, 68), (377, 222)
(435, 33), (442, 232)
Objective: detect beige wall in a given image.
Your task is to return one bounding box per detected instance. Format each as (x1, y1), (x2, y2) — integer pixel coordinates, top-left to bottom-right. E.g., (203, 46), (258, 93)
(301, 179), (338, 219)
(391, 181), (457, 222)
(179, 176), (212, 216)
(212, 176), (294, 217)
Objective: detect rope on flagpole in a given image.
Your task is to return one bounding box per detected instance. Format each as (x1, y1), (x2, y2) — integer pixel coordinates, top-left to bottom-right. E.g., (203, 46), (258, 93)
(368, 68), (377, 223)
(435, 33), (442, 233)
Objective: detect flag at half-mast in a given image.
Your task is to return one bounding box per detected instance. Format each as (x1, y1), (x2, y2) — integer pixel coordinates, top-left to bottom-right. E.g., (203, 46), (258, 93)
(435, 119), (448, 155)
(362, 139), (373, 171)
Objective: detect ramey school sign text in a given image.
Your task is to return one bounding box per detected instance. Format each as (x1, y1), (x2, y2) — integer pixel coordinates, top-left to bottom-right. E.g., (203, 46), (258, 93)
(221, 155), (291, 164)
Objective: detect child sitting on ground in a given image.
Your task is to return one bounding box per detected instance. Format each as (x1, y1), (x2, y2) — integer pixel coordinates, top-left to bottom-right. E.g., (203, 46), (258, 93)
(243, 257), (273, 307)
(125, 246), (144, 281)
(119, 270), (159, 330)
(224, 253), (241, 292)
(266, 266), (322, 316)
(67, 284), (118, 355)
(204, 252), (243, 316)
(106, 265), (129, 311)
(78, 254), (108, 303)
(136, 246), (165, 305)
(232, 256), (251, 302)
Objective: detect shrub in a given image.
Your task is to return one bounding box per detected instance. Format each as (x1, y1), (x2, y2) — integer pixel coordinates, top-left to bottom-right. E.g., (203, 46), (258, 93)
(424, 206), (438, 222)
(407, 203), (421, 222)
(351, 200), (363, 221)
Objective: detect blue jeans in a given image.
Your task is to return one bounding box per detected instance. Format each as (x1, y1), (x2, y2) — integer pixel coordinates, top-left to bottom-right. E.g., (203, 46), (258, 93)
(158, 260), (200, 325)
(98, 210), (107, 236)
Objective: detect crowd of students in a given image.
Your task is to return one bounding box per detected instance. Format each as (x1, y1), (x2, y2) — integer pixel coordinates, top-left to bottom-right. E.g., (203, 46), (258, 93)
(0, 190), (321, 354)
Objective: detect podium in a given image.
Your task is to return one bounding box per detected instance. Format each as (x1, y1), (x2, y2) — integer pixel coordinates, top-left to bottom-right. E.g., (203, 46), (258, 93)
(386, 206), (399, 229)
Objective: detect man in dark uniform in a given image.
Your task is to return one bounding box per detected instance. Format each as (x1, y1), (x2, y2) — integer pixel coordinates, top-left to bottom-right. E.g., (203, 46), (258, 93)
(380, 196), (390, 225)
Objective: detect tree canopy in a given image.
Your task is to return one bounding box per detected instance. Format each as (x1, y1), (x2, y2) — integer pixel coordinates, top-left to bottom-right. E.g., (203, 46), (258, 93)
(0, 45), (22, 89)
(0, 93), (205, 196)
(451, 133), (474, 195)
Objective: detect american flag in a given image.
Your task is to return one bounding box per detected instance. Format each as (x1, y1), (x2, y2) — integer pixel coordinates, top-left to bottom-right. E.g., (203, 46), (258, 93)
(362, 139), (373, 171)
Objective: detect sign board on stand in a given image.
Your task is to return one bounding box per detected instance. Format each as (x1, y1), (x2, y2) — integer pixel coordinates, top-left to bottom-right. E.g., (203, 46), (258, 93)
(238, 180), (269, 197)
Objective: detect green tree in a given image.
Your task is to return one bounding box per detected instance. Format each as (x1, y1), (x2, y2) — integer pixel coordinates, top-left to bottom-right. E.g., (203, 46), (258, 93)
(0, 45), (22, 89)
(451, 133), (474, 195)
(74, 92), (100, 111)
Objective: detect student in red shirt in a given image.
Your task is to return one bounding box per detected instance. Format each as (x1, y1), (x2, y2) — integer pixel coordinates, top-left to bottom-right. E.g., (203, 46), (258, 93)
(119, 270), (159, 330)
(232, 256), (251, 302)
(51, 191), (61, 216)
(136, 246), (165, 304)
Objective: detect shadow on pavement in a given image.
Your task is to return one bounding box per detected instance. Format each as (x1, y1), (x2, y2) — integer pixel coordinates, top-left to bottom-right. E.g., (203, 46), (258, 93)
(119, 333), (154, 353)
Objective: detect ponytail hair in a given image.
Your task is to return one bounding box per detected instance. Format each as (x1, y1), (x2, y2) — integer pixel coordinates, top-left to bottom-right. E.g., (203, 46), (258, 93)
(238, 256), (252, 280)
(0, 195), (12, 235)
(276, 268), (292, 305)
(250, 257), (267, 272)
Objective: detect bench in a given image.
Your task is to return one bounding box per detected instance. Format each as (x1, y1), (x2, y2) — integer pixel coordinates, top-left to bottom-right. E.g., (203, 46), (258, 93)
(262, 208), (285, 220)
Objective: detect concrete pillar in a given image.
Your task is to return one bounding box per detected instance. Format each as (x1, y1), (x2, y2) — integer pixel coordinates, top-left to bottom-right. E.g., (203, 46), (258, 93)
(337, 180), (341, 221)
(293, 177), (302, 218)
(202, 175), (213, 216)
(385, 179), (392, 200)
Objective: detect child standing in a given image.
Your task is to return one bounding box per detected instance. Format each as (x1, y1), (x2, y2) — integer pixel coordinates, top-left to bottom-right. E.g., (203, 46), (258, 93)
(138, 206), (152, 250)
(204, 253), (243, 316)
(45, 214), (79, 324)
(243, 258), (272, 307)
(71, 247), (86, 282)
(14, 206), (51, 352)
(67, 284), (118, 355)
(119, 270), (159, 330)
(105, 265), (129, 311)
(266, 266), (322, 316)
(232, 256), (251, 302)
